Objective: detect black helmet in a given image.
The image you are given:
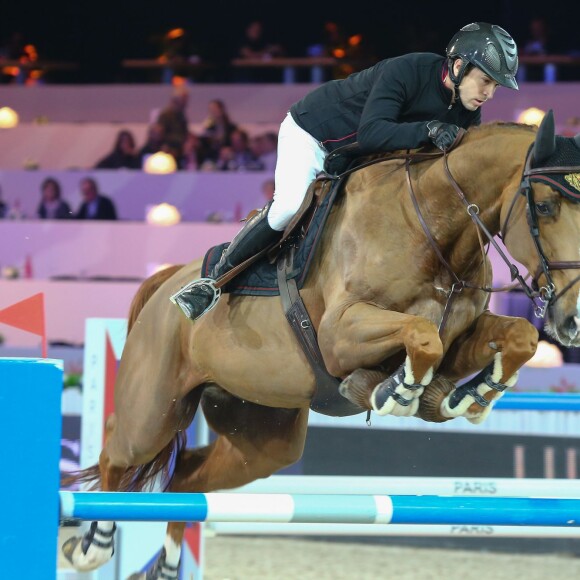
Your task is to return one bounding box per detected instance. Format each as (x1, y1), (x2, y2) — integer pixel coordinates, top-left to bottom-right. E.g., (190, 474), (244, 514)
(446, 22), (519, 90)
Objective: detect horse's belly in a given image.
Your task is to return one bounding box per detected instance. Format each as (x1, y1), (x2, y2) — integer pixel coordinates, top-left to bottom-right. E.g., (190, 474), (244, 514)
(213, 344), (316, 407)
(192, 297), (317, 408)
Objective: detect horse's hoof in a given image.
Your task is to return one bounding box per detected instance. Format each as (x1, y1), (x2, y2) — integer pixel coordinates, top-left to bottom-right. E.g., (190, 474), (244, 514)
(415, 375), (455, 422)
(370, 365), (424, 417)
(61, 536), (81, 565)
(338, 368), (385, 409)
(440, 360), (519, 424)
(61, 533), (114, 572)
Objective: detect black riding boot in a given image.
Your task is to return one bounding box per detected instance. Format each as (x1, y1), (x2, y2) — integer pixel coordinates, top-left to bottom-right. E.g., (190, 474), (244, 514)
(171, 204), (281, 320)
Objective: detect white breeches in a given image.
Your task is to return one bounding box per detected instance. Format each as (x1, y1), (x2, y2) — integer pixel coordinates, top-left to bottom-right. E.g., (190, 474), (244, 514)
(268, 112), (328, 231)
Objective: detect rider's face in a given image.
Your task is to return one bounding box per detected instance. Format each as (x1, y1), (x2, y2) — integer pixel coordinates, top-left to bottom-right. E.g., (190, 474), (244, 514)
(457, 64), (499, 111)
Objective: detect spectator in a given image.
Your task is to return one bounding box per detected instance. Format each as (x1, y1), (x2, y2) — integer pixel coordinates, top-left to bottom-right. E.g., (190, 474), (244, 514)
(233, 20), (285, 82)
(94, 129), (140, 169)
(138, 122), (166, 166)
(200, 99), (238, 161)
(179, 131), (212, 170)
(0, 186), (7, 218)
(520, 17), (558, 82)
(36, 177), (72, 219)
(155, 86), (190, 157)
(215, 128), (263, 171)
(255, 131), (278, 171)
(237, 20), (285, 60)
(75, 177), (118, 220)
(522, 17), (554, 55)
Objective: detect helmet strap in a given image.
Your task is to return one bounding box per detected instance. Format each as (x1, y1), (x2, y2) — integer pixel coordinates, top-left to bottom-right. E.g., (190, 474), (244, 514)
(448, 58), (468, 103)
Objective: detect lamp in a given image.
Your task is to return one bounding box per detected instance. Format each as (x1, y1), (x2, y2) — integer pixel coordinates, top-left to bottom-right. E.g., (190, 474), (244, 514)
(0, 107), (19, 128)
(146, 203), (181, 226)
(516, 107), (546, 127)
(143, 152), (177, 174)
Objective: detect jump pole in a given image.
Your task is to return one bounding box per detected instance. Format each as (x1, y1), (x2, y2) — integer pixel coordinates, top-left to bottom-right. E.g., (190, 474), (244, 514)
(0, 358), (63, 578)
(60, 491), (580, 527)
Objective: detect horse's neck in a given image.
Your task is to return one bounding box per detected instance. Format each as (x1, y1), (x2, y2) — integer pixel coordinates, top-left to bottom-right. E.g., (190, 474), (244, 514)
(423, 129), (533, 273)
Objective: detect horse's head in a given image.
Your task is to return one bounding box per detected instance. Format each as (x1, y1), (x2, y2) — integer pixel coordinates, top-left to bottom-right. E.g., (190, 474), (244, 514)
(502, 109), (580, 346)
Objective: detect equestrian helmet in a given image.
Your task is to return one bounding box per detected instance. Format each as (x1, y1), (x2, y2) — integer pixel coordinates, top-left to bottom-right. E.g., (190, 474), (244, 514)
(447, 22), (519, 90)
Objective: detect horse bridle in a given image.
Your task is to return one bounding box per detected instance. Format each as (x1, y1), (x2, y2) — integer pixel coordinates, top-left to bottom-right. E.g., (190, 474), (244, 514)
(499, 144), (580, 317)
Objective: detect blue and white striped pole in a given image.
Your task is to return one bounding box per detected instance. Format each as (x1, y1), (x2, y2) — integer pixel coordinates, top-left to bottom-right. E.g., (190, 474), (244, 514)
(60, 491), (580, 527)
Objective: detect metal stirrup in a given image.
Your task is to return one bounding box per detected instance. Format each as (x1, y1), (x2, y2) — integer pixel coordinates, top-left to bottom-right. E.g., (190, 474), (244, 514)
(169, 277), (221, 320)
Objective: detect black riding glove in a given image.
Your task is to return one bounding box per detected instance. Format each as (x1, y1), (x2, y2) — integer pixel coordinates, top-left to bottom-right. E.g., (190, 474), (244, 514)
(426, 121), (460, 151)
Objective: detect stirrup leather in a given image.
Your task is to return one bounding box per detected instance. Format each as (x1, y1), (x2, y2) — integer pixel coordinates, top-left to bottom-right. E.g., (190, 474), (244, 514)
(169, 277), (221, 320)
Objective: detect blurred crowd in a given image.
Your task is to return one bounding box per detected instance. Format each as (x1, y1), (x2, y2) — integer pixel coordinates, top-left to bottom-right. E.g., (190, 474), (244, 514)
(2, 14), (580, 85)
(92, 89), (278, 173)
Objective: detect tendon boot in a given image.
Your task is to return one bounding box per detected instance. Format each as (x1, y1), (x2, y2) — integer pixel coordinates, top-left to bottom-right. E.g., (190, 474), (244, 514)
(171, 204), (281, 320)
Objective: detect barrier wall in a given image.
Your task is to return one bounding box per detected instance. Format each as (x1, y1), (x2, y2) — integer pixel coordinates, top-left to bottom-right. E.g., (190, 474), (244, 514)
(0, 169), (271, 222)
(0, 358), (63, 577)
(0, 217), (533, 349)
(1, 83), (579, 125)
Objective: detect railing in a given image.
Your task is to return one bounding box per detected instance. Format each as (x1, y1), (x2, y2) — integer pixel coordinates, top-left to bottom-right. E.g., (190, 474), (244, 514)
(518, 55), (580, 83)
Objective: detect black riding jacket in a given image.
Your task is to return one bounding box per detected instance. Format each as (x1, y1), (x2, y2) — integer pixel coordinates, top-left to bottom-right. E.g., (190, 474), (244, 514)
(290, 52), (481, 154)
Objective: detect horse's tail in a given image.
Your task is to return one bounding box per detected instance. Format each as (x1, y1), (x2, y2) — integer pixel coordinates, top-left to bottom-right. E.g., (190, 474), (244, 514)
(128, 264), (185, 333)
(61, 264), (189, 493)
(61, 430), (188, 492)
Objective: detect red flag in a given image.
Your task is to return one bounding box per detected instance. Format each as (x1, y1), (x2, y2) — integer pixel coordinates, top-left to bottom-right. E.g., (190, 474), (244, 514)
(0, 293), (47, 357)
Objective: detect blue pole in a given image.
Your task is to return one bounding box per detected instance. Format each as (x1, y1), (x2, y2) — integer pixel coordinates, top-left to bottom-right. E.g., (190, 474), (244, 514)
(0, 358), (63, 579)
(495, 392), (580, 411)
(60, 491), (580, 527)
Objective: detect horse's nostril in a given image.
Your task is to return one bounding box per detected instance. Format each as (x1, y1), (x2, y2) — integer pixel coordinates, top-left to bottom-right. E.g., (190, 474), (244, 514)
(568, 316), (580, 338)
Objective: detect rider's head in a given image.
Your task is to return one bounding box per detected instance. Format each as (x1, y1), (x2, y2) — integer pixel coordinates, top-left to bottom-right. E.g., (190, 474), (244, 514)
(446, 22), (519, 99)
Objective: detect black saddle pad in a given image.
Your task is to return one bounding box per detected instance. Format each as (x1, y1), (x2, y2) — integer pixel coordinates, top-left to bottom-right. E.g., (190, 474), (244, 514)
(201, 182), (338, 296)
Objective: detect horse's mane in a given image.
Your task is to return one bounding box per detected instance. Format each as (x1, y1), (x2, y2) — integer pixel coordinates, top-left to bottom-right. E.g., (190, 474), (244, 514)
(127, 264), (184, 333)
(467, 121), (537, 135)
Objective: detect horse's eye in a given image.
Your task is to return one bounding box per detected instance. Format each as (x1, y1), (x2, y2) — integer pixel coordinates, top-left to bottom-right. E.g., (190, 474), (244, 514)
(535, 202), (553, 216)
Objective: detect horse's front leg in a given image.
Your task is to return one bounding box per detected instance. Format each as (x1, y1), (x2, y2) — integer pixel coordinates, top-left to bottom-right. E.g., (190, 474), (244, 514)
(318, 302), (443, 416)
(426, 310), (539, 424)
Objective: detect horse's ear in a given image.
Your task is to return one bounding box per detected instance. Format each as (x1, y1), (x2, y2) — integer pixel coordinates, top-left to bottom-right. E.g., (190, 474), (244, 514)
(532, 109), (556, 165)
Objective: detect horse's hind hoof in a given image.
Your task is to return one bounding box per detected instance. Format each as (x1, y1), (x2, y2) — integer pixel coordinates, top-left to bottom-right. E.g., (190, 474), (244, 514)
(415, 375), (455, 422)
(339, 368), (386, 409)
(61, 531), (115, 572)
(61, 535), (81, 565)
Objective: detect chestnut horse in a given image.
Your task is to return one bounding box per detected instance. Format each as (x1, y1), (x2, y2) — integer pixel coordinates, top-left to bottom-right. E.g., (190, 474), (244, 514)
(63, 111), (580, 578)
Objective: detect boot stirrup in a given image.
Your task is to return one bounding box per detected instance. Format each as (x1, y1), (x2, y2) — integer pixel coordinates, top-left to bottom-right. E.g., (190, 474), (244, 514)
(170, 277), (221, 320)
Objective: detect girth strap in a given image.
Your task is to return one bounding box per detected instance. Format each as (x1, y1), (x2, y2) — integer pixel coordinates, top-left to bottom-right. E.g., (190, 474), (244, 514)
(276, 246), (363, 417)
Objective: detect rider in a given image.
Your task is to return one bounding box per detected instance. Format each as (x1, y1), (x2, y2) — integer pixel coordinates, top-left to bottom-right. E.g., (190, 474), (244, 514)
(172, 22), (519, 321)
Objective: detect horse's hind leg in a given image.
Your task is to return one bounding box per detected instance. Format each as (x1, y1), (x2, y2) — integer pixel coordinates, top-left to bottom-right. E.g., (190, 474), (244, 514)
(141, 386), (309, 579)
(61, 415), (125, 571)
(63, 382), (202, 574)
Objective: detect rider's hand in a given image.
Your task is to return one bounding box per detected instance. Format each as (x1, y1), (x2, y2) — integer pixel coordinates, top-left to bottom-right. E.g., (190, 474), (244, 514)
(426, 121), (460, 151)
